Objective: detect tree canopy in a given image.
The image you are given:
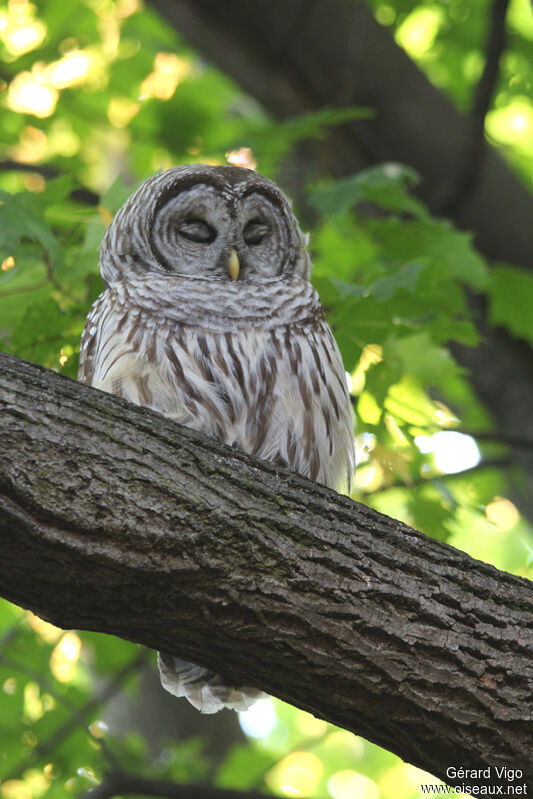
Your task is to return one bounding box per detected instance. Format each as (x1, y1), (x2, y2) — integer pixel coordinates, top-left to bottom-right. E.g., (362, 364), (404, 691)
(0, 0), (532, 797)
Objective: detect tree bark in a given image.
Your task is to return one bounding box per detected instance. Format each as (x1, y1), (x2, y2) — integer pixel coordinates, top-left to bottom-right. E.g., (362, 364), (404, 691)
(147, 0), (533, 522)
(1, 352), (532, 788)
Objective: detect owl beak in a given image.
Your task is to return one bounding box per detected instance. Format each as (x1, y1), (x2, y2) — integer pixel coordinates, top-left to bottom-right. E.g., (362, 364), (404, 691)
(226, 248), (240, 281)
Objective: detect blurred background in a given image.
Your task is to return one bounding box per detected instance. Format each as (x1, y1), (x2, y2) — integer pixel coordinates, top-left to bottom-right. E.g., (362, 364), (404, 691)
(0, 0), (532, 796)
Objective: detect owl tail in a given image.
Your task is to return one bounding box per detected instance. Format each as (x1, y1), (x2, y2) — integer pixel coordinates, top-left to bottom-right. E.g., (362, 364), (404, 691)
(157, 652), (265, 714)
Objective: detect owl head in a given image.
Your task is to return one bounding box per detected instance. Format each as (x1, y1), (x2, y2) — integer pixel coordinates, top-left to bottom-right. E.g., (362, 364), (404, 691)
(100, 164), (311, 286)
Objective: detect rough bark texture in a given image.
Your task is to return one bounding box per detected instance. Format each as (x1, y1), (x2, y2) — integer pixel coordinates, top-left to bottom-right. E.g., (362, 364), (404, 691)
(147, 0), (533, 522)
(1, 352), (532, 788)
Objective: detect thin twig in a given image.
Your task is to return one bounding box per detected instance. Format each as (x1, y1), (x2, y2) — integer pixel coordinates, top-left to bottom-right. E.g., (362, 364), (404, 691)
(42, 247), (80, 301)
(0, 618), (24, 650)
(0, 278), (50, 298)
(0, 652), (80, 714)
(459, 430), (533, 451)
(442, 0), (511, 215)
(0, 159), (99, 205)
(363, 456), (512, 496)
(1, 650), (148, 782)
(82, 772), (272, 799)
(0, 160), (59, 179)
(96, 737), (123, 775)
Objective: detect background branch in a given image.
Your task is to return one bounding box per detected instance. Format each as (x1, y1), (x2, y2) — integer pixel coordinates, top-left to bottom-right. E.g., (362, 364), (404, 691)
(0, 159), (99, 205)
(2, 651), (148, 782)
(0, 351), (532, 788)
(365, 456), (513, 497)
(83, 772), (273, 799)
(442, 0), (511, 215)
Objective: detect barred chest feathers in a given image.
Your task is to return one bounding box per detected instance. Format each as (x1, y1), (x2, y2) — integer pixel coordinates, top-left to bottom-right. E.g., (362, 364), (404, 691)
(80, 275), (354, 492)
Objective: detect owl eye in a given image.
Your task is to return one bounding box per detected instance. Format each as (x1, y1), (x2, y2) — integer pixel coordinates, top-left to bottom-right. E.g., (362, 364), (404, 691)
(179, 219), (216, 244)
(243, 220), (268, 246)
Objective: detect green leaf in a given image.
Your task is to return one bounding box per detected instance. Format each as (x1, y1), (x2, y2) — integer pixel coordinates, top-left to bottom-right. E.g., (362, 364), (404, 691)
(408, 488), (454, 542)
(383, 331), (463, 384)
(489, 264), (533, 344)
(248, 106), (373, 172)
(6, 296), (85, 370)
(370, 261), (425, 302)
(41, 175), (74, 205)
(367, 217), (489, 289)
(311, 215), (380, 281)
(309, 163), (428, 218)
(99, 176), (145, 216)
(0, 190), (63, 267)
(215, 744), (278, 790)
(80, 632), (139, 673)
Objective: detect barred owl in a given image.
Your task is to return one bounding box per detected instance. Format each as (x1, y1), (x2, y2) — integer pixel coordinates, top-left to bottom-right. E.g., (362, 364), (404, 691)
(79, 164), (355, 713)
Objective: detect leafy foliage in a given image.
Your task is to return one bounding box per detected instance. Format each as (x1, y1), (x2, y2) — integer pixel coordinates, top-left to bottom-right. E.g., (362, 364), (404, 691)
(0, 0), (532, 797)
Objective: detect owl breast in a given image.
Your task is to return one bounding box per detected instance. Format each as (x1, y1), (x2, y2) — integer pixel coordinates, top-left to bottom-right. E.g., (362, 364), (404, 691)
(79, 275), (354, 492)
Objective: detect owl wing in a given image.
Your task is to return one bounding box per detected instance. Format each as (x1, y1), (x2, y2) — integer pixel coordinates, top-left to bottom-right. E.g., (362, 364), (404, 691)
(79, 290), (267, 713)
(78, 291), (243, 441)
(228, 320), (355, 493)
(274, 319), (355, 493)
(78, 290), (194, 426)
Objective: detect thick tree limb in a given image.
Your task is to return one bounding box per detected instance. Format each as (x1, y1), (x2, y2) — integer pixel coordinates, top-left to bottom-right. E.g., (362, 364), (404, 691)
(0, 351), (532, 788)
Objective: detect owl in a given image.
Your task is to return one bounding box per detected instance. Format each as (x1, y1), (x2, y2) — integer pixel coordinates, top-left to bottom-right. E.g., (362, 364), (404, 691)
(79, 164), (355, 713)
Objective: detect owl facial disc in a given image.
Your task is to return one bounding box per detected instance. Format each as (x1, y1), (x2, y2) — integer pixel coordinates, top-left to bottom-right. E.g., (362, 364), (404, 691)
(99, 164), (311, 285)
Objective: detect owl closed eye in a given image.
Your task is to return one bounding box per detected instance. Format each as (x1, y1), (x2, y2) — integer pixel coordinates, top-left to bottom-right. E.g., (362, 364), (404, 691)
(105, 167), (299, 284)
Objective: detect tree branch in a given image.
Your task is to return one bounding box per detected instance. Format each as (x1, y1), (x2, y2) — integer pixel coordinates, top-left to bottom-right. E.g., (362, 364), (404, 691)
(365, 456), (512, 497)
(0, 159), (100, 205)
(442, 0), (511, 215)
(0, 351), (532, 788)
(2, 650), (148, 782)
(82, 772), (272, 799)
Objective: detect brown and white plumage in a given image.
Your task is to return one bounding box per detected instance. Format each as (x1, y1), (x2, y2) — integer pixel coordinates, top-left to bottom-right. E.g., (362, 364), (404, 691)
(79, 164), (355, 713)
